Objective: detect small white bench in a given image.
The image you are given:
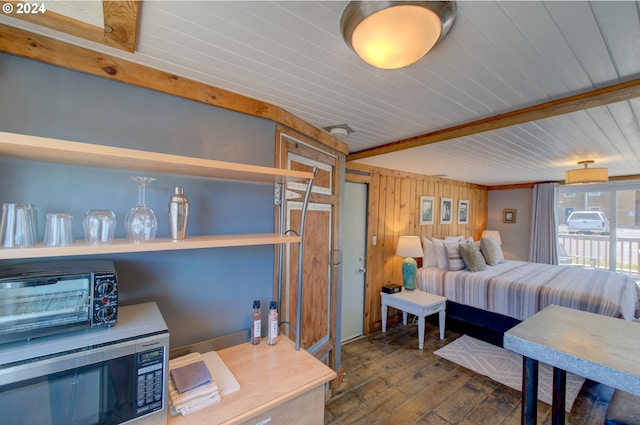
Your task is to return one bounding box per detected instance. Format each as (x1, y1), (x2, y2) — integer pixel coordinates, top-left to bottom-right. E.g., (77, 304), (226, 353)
(381, 289), (446, 350)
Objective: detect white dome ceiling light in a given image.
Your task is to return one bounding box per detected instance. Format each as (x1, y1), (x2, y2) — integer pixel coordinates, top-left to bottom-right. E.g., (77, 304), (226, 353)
(340, 1), (457, 69)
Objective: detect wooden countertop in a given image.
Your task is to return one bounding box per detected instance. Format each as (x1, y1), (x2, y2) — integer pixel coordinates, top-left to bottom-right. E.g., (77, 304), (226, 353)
(168, 337), (336, 425)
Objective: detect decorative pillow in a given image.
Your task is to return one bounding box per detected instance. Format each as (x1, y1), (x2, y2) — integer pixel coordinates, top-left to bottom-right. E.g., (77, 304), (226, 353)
(445, 235), (465, 243)
(444, 242), (466, 271)
(458, 241), (487, 272)
(480, 237), (505, 265)
(421, 237), (437, 267)
(431, 238), (449, 269)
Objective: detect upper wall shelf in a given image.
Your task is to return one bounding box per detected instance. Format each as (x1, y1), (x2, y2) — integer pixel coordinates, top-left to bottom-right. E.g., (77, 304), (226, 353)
(0, 234), (302, 260)
(0, 132), (314, 184)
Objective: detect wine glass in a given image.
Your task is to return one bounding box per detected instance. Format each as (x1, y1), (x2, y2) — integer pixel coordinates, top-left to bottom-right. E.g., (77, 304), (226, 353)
(125, 177), (157, 243)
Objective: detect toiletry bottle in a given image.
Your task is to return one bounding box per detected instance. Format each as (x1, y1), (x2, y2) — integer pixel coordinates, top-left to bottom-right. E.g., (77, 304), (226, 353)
(169, 186), (189, 240)
(267, 300), (278, 346)
(251, 300), (261, 345)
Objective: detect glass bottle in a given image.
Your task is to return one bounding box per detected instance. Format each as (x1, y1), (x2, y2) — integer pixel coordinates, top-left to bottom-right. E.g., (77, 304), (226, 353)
(251, 300), (261, 345)
(267, 300), (278, 346)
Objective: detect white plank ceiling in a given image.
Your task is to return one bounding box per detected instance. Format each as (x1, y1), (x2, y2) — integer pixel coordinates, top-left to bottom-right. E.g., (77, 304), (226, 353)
(2, 1), (639, 186)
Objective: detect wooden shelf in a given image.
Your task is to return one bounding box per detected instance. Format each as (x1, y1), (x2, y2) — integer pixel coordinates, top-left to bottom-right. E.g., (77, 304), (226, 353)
(0, 234), (301, 259)
(0, 131), (314, 184)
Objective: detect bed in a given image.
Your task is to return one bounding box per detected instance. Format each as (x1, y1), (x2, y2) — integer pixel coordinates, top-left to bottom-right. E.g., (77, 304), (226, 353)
(417, 260), (640, 344)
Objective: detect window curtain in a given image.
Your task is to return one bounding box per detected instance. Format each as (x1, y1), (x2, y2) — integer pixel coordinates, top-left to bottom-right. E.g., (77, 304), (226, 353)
(529, 182), (559, 264)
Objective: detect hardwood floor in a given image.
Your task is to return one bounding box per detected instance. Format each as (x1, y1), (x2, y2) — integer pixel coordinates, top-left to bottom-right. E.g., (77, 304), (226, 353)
(325, 322), (613, 425)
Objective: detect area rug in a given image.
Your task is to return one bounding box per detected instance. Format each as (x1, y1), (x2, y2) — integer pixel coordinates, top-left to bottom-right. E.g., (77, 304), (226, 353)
(434, 335), (585, 412)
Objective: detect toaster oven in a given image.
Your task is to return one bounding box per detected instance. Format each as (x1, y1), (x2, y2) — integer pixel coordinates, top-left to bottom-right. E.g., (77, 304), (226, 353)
(0, 260), (118, 344)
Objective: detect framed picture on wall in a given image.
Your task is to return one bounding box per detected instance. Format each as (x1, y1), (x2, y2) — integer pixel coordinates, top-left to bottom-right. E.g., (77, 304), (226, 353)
(503, 209), (516, 223)
(458, 200), (469, 224)
(440, 197), (453, 224)
(420, 196), (435, 225)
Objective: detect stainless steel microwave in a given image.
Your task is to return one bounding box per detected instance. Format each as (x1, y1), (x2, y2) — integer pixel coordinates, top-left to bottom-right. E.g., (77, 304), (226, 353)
(0, 302), (169, 425)
(0, 260), (118, 344)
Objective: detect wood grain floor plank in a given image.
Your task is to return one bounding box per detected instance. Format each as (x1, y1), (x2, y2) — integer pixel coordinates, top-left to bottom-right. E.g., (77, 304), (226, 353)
(326, 323), (611, 425)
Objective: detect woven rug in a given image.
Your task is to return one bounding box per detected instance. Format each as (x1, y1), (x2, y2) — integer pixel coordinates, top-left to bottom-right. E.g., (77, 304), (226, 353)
(434, 335), (585, 412)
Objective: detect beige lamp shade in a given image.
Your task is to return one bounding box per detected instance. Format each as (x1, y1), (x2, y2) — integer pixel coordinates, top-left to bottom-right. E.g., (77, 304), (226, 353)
(481, 230), (502, 245)
(395, 235), (424, 258)
(565, 160), (608, 185)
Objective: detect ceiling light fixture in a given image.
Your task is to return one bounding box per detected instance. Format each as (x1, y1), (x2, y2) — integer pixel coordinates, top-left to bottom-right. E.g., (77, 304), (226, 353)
(323, 124), (354, 139)
(564, 160), (608, 185)
(340, 1), (457, 69)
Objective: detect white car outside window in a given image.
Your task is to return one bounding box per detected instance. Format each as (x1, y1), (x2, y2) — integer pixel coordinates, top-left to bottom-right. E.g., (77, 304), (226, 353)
(566, 211), (610, 235)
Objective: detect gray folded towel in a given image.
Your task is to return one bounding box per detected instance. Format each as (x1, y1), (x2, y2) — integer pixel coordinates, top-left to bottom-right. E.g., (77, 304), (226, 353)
(170, 360), (212, 394)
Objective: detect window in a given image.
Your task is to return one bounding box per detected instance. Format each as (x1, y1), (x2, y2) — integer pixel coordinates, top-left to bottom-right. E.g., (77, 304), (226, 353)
(557, 181), (640, 280)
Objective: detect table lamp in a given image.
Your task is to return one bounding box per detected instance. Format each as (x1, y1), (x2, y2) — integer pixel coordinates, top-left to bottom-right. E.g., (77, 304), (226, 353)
(395, 236), (423, 290)
(481, 230), (502, 245)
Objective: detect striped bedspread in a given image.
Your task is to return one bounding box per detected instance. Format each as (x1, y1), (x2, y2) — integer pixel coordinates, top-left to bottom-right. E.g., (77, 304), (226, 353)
(417, 260), (639, 321)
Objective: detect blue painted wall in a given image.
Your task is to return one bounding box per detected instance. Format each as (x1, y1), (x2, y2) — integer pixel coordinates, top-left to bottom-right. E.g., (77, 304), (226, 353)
(0, 53), (278, 348)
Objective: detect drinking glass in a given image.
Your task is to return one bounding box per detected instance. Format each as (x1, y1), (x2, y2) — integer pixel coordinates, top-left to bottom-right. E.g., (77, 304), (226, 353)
(125, 177), (157, 243)
(0, 203), (37, 248)
(83, 209), (116, 244)
(43, 213), (74, 246)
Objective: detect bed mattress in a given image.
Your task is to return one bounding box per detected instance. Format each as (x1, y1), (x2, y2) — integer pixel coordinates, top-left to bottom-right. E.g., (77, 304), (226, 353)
(417, 260), (639, 321)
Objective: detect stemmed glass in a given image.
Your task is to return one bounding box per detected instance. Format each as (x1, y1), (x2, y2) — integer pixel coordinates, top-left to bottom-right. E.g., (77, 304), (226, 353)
(125, 176), (157, 243)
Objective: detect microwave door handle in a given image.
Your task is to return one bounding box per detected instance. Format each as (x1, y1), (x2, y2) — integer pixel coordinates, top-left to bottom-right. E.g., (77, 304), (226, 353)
(0, 338), (138, 386)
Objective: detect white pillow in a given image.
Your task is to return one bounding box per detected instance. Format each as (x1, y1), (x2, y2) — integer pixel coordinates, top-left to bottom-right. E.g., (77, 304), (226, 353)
(421, 237), (437, 267)
(445, 235), (465, 243)
(431, 238), (449, 269)
(444, 242), (466, 271)
(480, 237), (505, 265)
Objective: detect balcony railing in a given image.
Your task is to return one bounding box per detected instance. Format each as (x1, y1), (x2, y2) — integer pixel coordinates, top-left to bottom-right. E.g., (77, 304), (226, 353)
(558, 233), (640, 278)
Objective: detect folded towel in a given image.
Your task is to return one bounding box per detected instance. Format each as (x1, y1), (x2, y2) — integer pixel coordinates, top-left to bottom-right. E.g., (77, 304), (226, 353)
(168, 352), (221, 416)
(169, 352), (203, 369)
(169, 382), (221, 415)
(169, 390), (221, 416)
(170, 360), (211, 393)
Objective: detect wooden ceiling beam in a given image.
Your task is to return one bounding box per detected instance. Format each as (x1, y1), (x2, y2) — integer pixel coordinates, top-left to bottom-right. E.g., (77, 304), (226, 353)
(4, 1), (139, 52)
(486, 173), (640, 191)
(347, 78), (640, 161)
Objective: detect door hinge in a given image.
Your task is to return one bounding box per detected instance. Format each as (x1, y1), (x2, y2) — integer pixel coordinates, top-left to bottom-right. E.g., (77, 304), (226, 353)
(274, 183), (282, 205)
(331, 249), (342, 266)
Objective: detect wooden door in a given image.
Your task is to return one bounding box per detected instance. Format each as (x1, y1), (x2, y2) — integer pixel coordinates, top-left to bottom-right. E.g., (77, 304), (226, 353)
(275, 127), (341, 369)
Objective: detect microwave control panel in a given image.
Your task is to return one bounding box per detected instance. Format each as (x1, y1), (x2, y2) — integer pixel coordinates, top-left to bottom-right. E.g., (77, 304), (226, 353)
(135, 346), (165, 417)
(91, 272), (118, 326)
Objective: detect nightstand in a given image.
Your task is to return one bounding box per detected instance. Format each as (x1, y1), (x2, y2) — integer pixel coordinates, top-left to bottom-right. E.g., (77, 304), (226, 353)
(380, 289), (446, 350)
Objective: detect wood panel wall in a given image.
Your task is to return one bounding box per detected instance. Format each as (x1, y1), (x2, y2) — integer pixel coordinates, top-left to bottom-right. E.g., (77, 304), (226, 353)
(346, 163), (488, 334)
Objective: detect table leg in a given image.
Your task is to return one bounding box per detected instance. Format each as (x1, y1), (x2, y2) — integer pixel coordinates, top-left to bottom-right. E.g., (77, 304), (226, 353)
(521, 356), (538, 425)
(402, 310), (408, 325)
(552, 367), (566, 425)
(417, 314), (425, 350)
(381, 303), (388, 333)
(438, 308), (445, 340)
